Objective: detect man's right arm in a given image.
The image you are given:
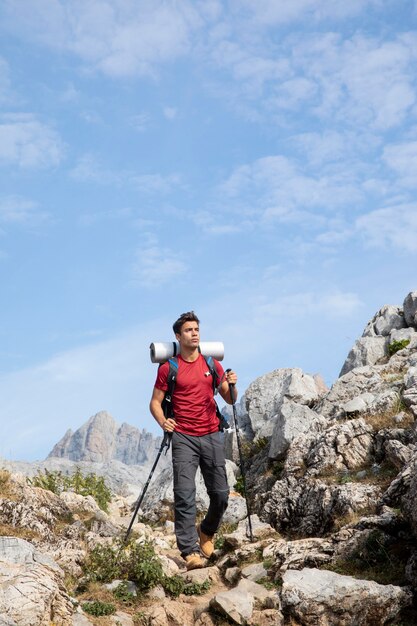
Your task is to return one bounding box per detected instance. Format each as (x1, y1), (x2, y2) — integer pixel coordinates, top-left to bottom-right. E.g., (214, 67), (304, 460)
(149, 387), (177, 432)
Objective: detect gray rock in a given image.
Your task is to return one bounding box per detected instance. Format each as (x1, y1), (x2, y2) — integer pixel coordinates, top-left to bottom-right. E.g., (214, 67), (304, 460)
(268, 401), (322, 460)
(317, 365), (400, 420)
(363, 305), (406, 337)
(281, 567), (411, 625)
(241, 562), (268, 582)
(0, 537), (73, 626)
(264, 536), (334, 574)
(342, 395), (371, 413)
(384, 440), (414, 470)
(224, 567), (241, 584)
(245, 368), (324, 440)
(340, 336), (388, 376)
(260, 475), (380, 537)
(389, 328), (417, 345)
(210, 587), (254, 625)
(403, 291), (417, 328)
(222, 492), (248, 524)
(72, 610), (94, 625)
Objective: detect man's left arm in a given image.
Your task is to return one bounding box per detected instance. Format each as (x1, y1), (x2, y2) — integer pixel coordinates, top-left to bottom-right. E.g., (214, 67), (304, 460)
(218, 370), (238, 405)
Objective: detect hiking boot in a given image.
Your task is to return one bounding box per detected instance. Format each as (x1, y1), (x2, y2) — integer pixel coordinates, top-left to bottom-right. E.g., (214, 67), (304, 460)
(185, 553), (205, 571)
(197, 524), (214, 558)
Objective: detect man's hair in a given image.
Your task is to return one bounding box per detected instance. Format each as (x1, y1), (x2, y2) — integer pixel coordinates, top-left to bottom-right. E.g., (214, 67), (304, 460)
(173, 311), (200, 335)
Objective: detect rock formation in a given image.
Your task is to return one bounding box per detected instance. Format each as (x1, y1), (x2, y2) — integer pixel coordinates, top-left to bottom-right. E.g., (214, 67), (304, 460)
(1, 291), (417, 625)
(48, 410), (160, 465)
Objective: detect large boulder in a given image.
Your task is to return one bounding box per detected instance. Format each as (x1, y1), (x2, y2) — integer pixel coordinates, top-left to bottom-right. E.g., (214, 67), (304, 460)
(340, 336), (388, 376)
(259, 475), (380, 536)
(362, 305), (406, 337)
(0, 537), (73, 626)
(268, 401), (323, 461)
(281, 568), (411, 625)
(245, 368), (325, 440)
(403, 292), (417, 328)
(285, 418), (374, 478)
(317, 365), (400, 420)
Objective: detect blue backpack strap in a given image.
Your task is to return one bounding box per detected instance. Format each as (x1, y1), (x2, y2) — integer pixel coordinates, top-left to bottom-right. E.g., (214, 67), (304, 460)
(203, 355), (219, 394)
(162, 357), (178, 419)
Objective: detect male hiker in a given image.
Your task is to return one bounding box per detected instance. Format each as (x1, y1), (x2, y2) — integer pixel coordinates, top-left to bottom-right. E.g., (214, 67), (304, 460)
(150, 311), (238, 570)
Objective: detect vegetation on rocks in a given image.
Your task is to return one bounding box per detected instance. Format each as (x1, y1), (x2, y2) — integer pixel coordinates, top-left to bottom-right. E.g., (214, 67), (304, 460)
(28, 467), (112, 511)
(81, 599), (117, 616)
(388, 339), (411, 356)
(83, 538), (211, 599)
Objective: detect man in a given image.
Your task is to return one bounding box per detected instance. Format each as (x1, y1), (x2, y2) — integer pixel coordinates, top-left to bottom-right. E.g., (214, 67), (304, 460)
(150, 311), (238, 570)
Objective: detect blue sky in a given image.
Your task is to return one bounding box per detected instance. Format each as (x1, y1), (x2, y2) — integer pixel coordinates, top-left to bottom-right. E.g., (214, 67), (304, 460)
(1, 0), (417, 461)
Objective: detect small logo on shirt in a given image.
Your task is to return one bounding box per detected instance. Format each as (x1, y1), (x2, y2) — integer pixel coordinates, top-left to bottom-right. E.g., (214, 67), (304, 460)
(204, 371), (211, 377)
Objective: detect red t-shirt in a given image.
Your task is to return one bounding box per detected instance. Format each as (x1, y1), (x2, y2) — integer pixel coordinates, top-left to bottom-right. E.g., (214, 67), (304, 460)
(154, 354), (224, 436)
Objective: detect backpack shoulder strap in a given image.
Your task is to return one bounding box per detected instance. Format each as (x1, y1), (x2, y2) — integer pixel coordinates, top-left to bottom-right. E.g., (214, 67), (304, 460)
(203, 355), (219, 395)
(161, 357), (178, 419)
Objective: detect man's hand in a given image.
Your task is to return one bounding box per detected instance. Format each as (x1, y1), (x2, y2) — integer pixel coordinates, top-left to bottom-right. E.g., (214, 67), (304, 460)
(163, 418), (177, 432)
(225, 370), (237, 386)
(219, 369), (238, 404)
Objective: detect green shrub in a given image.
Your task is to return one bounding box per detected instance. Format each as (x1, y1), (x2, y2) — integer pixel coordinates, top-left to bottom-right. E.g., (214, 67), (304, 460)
(388, 339), (410, 356)
(84, 539), (211, 598)
(234, 475), (245, 496)
(28, 467), (112, 512)
(81, 600), (116, 616)
(113, 581), (136, 604)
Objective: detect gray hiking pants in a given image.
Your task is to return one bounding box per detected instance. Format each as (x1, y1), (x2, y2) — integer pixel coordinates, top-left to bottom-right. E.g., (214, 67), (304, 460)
(172, 430), (229, 558)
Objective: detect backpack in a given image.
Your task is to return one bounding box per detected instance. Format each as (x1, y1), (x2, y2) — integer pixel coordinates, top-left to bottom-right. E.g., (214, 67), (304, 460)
(161, 355), (229, 431)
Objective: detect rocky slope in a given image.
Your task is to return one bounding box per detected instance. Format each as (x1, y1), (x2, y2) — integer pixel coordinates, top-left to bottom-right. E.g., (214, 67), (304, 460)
(2, 291), (417, 625)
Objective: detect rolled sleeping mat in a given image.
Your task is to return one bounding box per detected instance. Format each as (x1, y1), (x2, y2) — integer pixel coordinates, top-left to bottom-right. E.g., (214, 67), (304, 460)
(150, 341), (224, 363)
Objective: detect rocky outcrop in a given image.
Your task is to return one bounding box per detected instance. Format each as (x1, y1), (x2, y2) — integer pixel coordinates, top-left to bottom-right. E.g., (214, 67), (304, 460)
(281, 568), (412, 625)
(48, 411), (160, 465)
(0, 537), (73, 626)
(3, 291), (417, 625)
(242, 368), (326, 440)
(340, 293), (417, 375)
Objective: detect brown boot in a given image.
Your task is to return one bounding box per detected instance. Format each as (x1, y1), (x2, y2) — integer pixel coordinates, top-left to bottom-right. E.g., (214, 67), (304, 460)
(185, 553), (205, 571)
(197, 525), (214, 558)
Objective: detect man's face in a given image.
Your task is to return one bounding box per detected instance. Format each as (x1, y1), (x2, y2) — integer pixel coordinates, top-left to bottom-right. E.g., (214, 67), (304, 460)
(176, 321), (200, 348)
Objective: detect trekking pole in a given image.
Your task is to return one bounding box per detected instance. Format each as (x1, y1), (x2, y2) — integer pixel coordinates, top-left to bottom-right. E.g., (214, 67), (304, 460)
(122, 432), (171, 545)
(226, 369), (254, 542)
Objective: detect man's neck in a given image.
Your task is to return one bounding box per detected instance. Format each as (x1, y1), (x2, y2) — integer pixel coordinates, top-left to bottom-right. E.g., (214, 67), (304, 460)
(180, 347), (200, 362)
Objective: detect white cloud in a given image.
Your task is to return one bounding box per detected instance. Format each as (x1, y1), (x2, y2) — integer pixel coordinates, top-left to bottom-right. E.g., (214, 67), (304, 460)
(70, 153), (122, 184)
(132, 173), (182, 194)
(383, 141), (417, 188)
(220, 155), (363, 219)
(0, 114), (64, 168)
(255, 290), (363, 319)
(163, 106), (177, 120)
(130, 113), (150, 132)
(132, 236), (187, 287)
(2, 0), (204, 78)
(233, 0), (380, 26)
(205, 25), (417, 132)
(356, 203), (417, 252)
(70, 153), (181, 193)
(0, 195), (46, 225)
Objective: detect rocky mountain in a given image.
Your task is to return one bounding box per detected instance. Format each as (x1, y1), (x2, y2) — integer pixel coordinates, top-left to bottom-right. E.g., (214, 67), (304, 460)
(2, 290), (417, 625)
(48, 410), (160, 465)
